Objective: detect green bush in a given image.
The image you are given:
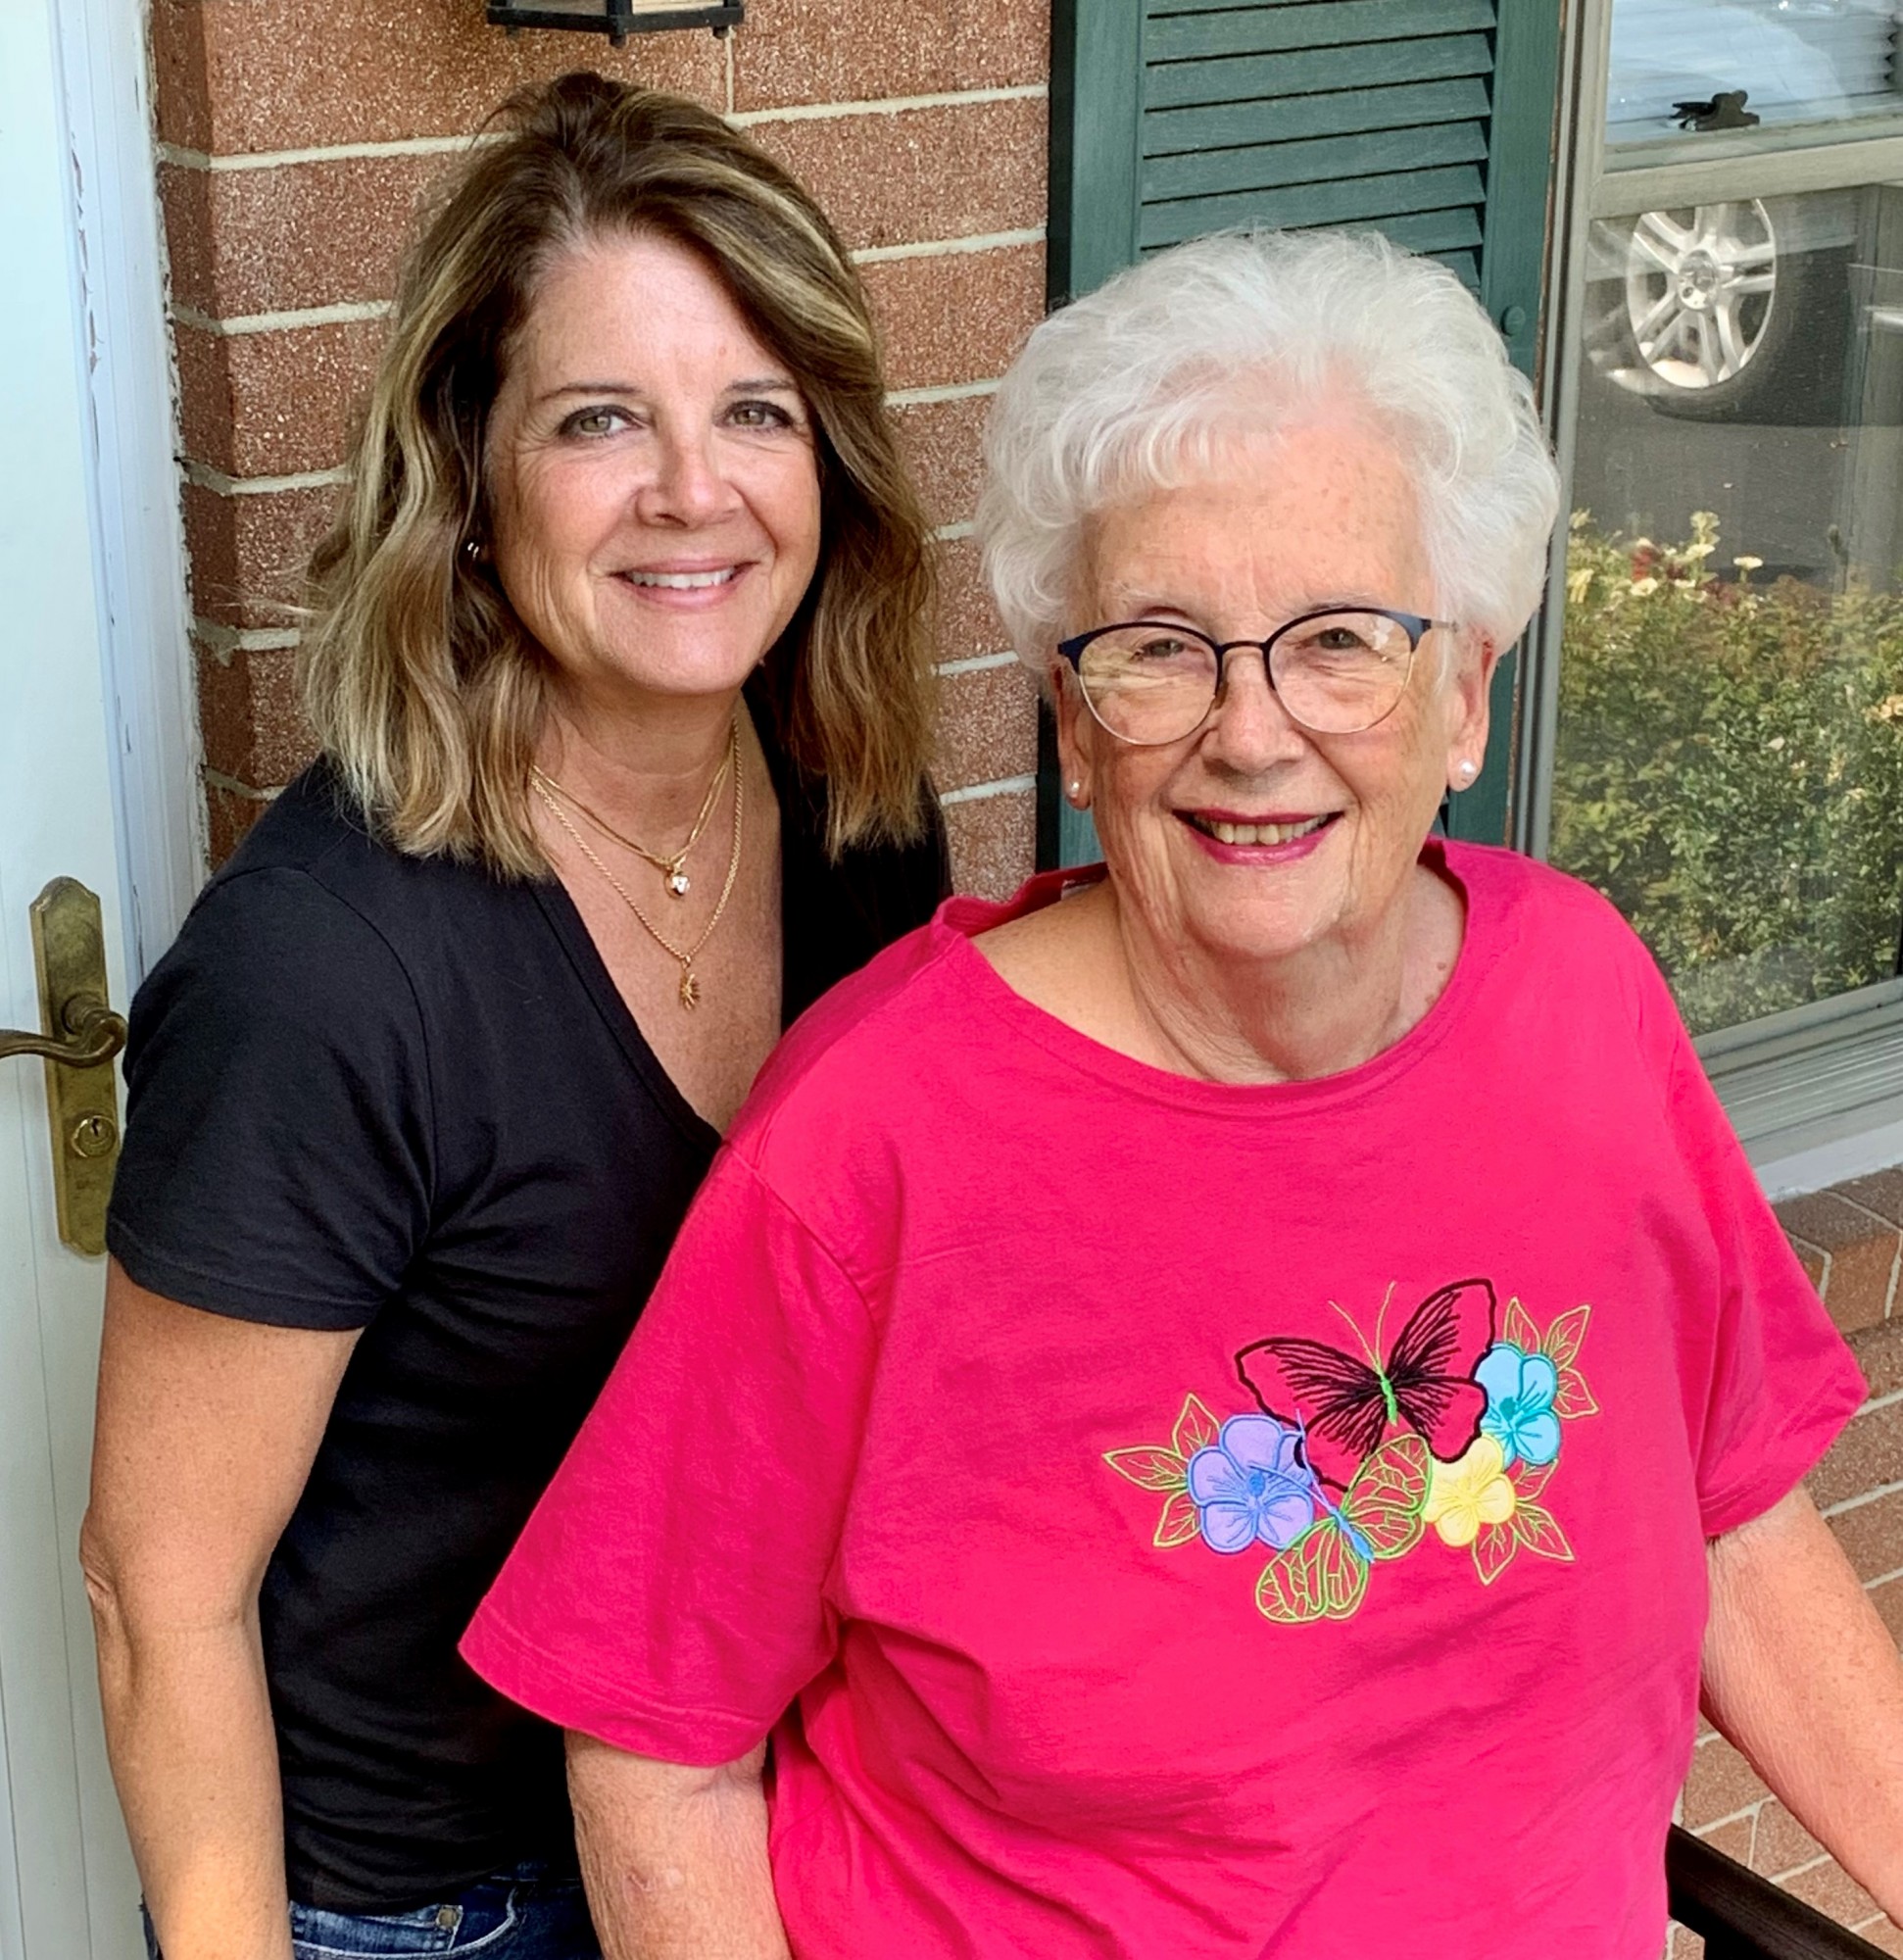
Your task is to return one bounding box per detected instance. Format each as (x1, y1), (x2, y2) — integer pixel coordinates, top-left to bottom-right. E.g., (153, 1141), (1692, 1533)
(1550, 511), (1903, 1034)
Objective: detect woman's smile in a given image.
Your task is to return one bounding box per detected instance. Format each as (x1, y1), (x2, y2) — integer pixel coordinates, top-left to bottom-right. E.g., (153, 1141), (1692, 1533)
(612, 559), (754, 609)
(1177, 808), (1341, 857)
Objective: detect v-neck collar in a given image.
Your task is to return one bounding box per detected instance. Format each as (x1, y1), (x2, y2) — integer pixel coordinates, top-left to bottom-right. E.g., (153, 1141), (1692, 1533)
(526, 678), (804, 1152)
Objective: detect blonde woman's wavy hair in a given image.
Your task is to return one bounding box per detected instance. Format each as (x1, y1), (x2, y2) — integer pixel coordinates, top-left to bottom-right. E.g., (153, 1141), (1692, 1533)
(301, 72), (935, 874)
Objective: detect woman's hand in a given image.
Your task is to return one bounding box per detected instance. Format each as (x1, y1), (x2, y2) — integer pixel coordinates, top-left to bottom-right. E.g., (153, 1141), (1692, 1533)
(567, 1732), (791, 1959)
(1702, 1483), (1903, 1918)
(81, 1262), (359, 1959)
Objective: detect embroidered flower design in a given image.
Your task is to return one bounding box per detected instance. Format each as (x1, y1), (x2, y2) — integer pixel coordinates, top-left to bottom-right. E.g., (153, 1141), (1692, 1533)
(1105, 1294), (1592, 1620)
(1422, 1436), (1517, 1548)
(1186, 1415), (1317, 1553)
(1477, 1342), (1562, 1468)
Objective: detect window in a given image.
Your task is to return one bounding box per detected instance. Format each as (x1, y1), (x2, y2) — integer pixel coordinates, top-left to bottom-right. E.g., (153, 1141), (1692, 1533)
(1530, 0), (1903, 1155)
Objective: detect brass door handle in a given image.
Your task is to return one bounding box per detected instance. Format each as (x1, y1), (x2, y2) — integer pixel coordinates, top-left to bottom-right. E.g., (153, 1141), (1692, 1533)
(3, 878), (124, 1253)
(0, 993), (127, 1068)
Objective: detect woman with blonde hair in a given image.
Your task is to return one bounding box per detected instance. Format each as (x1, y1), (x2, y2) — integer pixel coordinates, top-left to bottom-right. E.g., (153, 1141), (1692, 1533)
(83, 71), (946, 1960)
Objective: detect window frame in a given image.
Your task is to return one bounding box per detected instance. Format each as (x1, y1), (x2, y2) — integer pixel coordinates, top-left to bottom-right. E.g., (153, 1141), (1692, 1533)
(1517, 0), (1903, 1163)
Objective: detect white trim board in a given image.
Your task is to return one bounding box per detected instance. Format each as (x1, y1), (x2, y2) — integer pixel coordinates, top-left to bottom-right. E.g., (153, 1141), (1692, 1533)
(54, 0), (204, 978)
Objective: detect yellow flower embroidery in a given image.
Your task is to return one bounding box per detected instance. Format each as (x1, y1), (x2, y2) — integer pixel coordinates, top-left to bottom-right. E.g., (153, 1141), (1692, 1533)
(1422, 1436), (1517, 1548)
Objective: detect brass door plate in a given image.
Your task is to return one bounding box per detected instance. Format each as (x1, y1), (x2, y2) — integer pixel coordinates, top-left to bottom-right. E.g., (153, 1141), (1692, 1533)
(30, 879), (122, 1255)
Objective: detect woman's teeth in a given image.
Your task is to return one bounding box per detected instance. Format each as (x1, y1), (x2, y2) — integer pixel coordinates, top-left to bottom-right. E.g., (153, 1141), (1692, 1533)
(1195, 813), (1332, 846)
(624, 566), (738, 589)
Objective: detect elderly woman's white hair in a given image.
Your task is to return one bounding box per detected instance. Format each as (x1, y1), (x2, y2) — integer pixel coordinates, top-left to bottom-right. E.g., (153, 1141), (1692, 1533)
(978, 227), (1562, 669)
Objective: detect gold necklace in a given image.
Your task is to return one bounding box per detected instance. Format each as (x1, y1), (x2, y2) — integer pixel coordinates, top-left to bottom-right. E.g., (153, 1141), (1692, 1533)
(532, 726), (745, 1010)
(531, 724), (733, 901)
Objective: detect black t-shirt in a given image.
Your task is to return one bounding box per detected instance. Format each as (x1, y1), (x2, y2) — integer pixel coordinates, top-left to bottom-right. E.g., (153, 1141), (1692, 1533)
(106, 740), (948, 1911)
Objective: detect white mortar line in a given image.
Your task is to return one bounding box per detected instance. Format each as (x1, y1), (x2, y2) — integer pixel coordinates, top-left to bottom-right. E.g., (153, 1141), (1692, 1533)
(932, 520), (975, 543)
(171, 246), (1035, 342)
(158, 132), (487, 172)
(1863, 1560), (1903, 1589)
(935, 651), (1018, 676)
(192, 619), (301, 662)
(1822, 1474), (1903, 1519)
(854, 227), (1044, 266)
(1766, 1849), (1833, 1884)
(202, 768), (284, 801)
(731, 84), (1046, 128)
(157, 88), (1047, 172)
(887, 378), (1000, 409)
(173, 299), (394, 336)
(1861, 1384), (1903, 1415)
(183, 461), (349, 497)
(939, 773), (1036, 806)
(1685, 1799), (1764, 1836)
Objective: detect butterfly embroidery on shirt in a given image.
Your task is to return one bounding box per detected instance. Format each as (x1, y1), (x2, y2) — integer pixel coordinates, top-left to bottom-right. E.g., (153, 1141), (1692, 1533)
(1235, 1278), (1496, 1488)
(1102, 1283), (1597, 1621)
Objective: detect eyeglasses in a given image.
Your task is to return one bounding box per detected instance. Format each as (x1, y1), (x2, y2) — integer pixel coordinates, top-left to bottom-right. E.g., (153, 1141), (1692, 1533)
(1055, 608), (1451, 747)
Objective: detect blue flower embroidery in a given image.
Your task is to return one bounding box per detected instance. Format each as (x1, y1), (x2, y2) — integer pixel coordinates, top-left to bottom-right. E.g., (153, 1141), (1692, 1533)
(1477, 1343), (1561, 1468)
(1186, 1415), (1317, 1553)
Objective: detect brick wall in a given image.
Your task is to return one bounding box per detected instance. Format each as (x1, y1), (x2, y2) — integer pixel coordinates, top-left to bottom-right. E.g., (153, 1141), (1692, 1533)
(1671, 1174), (1903, 1955)
(151, 0), (1047, 894)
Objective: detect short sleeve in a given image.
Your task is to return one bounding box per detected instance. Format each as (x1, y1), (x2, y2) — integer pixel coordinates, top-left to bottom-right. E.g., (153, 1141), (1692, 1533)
(107, 866), (433, 1329)
(461, 1147), (876, 1765)
(1663, 1025), (1868, 1537)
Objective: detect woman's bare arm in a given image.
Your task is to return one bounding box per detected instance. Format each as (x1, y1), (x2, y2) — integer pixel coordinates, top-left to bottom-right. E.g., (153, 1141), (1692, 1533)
(81, 1261), (359, 1960)
(1702, 1483), (1903, 1917)
(567, 1732), (791, 1960)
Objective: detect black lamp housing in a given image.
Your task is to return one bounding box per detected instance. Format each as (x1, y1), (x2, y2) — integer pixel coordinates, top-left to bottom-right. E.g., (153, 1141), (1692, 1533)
(487, 0), (742, 44)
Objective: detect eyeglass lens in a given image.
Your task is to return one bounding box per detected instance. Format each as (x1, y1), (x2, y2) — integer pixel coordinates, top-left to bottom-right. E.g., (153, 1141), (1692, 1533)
(1074, 612), (1416, 743)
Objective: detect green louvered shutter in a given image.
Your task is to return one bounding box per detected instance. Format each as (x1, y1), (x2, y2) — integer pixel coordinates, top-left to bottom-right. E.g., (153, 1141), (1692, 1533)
(1043, 0), (1563, 861)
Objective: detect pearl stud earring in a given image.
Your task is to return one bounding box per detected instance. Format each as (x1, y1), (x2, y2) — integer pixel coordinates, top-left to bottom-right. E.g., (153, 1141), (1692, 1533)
(1457, 760), (1478, 779)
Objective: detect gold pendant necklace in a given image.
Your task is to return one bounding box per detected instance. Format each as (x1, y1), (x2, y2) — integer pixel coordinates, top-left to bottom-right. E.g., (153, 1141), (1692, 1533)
(532, 726), (732, 901)
(531, 718), (744, 1009)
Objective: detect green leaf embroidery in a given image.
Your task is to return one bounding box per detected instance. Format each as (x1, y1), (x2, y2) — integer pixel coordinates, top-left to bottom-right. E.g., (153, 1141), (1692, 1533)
(1343, 1433), (1429, 1560)
(1171, 1393), (1221, 1459)
(1514, 1458), (1556, 1502)
(1103, 1446), (1189, 1493)
(1512, 1502), (1575, 1563)
(1473, 1519), (1518, 1587)
(1153, 1489), (1201, 1548)
(1540, 1302), (1591, 1371)
(1552, 1366), (1599, 1420)
(1255, 1524), (1368, 1623)
(1503, 1296), (1541, 1353)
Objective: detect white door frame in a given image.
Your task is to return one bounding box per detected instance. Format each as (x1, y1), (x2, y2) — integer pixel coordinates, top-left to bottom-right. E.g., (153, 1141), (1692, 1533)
(50, 0), (203, 976)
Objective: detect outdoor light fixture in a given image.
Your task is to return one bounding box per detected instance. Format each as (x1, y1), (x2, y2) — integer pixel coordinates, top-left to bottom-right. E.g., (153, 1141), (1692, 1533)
(487, 0), (742, 44)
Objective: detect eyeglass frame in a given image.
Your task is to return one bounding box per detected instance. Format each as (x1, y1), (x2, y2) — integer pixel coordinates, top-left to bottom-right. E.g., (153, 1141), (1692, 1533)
(1053, 607), (1456, 746)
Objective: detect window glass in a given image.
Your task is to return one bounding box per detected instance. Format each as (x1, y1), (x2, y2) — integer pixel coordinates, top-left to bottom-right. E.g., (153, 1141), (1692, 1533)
(1548, 180), (1903, 1034)
(1607, 1), (1903, 147)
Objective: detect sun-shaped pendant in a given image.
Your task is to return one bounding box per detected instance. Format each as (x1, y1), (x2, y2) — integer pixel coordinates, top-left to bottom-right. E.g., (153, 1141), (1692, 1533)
(678, 968), (701, 1009)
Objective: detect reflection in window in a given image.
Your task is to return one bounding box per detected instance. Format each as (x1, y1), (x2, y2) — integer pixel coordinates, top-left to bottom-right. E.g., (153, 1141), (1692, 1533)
(1549, 183), (1903, 1035)
(1607, 0), (1903, 146)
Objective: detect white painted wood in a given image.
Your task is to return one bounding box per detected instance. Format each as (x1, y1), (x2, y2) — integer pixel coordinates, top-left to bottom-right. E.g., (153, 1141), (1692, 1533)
(0, 0), (161, 1953)
(51, 0), (204, 977)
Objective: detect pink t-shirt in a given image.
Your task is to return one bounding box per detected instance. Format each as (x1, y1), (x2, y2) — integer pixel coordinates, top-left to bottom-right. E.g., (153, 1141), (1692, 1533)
(464, 843), (1864, 1959)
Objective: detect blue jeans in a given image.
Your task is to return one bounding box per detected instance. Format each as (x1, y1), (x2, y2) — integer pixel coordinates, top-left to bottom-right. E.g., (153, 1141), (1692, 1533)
(144, 1863), (601, 1958)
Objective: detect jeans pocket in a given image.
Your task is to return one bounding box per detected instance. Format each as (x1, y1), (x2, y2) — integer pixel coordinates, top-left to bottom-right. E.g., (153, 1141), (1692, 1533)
(289, 1898), (462, 1957)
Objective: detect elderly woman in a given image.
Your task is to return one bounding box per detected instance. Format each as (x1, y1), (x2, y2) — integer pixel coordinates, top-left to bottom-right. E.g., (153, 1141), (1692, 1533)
(82, 74), (946, 1960)
(462, 229), (1901, 1956)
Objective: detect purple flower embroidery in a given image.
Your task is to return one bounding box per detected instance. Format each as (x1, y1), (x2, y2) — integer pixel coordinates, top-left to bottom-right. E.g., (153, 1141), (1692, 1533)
(1186, 1415), (1317, 1554)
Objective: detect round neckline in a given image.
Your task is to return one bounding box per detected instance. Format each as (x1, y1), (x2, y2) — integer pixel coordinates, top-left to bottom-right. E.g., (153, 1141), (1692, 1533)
(939, 840), (1499, 1116)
